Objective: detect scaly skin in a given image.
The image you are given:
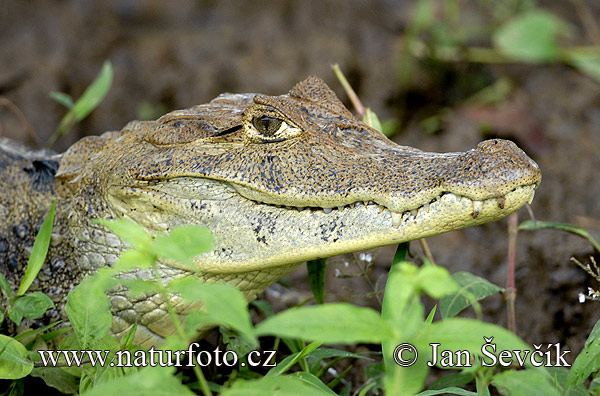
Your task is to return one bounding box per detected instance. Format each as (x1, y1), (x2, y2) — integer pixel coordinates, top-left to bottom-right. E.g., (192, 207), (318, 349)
(0, 76), (541, 346)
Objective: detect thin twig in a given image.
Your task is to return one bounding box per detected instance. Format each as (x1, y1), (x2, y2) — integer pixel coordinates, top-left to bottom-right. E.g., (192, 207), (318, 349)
(331, 63), (366, 117)
(0, 97), (41, 147)
(524, 203), (536, 222)
(505, 212), (518, 334)
(570, 0), (600, 46)
(418, 238), (436, 266)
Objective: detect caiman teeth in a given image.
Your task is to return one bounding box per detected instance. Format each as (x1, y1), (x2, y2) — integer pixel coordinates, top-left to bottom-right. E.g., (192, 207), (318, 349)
(391, 212), (402, 228)
(527, 190), (535, 205)
(251, 184), (535, 222)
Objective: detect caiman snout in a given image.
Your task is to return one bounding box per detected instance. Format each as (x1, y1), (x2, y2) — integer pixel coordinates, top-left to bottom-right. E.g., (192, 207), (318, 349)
(473, 139), (542, 191)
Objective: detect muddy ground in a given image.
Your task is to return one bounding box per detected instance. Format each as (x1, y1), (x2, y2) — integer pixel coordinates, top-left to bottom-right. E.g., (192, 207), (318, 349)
(2, 0), (600, 387)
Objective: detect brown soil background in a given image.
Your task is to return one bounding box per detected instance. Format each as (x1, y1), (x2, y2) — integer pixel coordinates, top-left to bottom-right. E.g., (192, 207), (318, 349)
(2, 0), (600, 376)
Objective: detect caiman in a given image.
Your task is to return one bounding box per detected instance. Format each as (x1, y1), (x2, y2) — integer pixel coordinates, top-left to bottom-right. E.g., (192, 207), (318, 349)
(0, 76), (541, 346)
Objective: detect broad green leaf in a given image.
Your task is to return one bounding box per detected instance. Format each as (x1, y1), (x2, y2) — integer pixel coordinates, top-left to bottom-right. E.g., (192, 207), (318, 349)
(255, 303), (394, 344)
(545, 367), (587, 396)
(8, 303), (24, 325)
(18, 201), (55, 296)
(168, 278), (255, 345)
(30, 366), (79, 394)
(93, 218), (151, 249)
(417, 387), (477, 396)
(429, 372), (475, 391)
(586, 319), (600, 348)
(289, 372), (338, 395)
(493, 10), (568, 62)
(0, 273), (13, 299)
(112, 249), (155, 271)
(381, 260), (427, 396)
(412, 318), (531, 363)
(51, 61), (113, 143)
(492, 369), (560, 396)
(414, 264), (459, 299)
(440, 272), (503, 319)
(79, 366), (195, 396)
(12, 292), (54, 320)
(0, 334), (33, 379)
(49, 91), (74, 109)
(306, 259), (326, 304)
(568, 326), (600, 387)
(150, 225), (213, 267)
(519, 220), (600, 252)
(119, 278), (160, 297)
(65, 273), (115, 349)
(222, 374), (334, 396)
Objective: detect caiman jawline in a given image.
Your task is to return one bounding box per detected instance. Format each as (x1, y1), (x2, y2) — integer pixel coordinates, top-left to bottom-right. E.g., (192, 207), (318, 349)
(245, 182), (538, 228)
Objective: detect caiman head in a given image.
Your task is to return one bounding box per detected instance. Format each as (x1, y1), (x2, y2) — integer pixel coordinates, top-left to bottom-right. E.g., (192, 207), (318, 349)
(56, 76), (541, 345)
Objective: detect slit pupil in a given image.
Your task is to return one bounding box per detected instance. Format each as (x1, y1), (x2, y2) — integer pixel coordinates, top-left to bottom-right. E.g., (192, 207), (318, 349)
(253, 116), (282, 135)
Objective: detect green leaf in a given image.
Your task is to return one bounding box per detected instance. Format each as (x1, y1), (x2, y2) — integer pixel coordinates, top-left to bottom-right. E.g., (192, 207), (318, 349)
(429, 372), (475, 391)
(412, 318), (531, 362)
(566, 48), (600, 84)
(440, 272), (503, 319)
(12, 292), (54, 320)
(492, 369), (560, 396)
(7, 305), (24, 326)
(0, 273), (13, 299)
(417, 387), (477, 396)
(0, 334), (33, 379)
(362, 108), (383, 133)
(307, 259), (326, 304)
(93, 218), (152, 250)
(119, 278), (161, 297)
(49, 91), (74, 109)
(493, 10), (568, 62)
(79, 366), (195, 396)
(65, 273), (115, 349)
(222, 374), (334, 396)
(289, 372), (338, 395)
(568, 324), (600, 387)
(382, 261), (426, 336)
(255, 303), (394, 344)
(307, 348), (372, 362)
(18, 201), (55, 296)
(30, 366), (79, 394)
(267, 341), (322, 377)
(519, 220), (600, 253)
(112, 249), (155, 271)
(168, 278), (255, 345)
(150, 225), (213, 268)
(393, 243), (409, 265)
(414, 264), (459, 299)
(51, 60), (113, 144)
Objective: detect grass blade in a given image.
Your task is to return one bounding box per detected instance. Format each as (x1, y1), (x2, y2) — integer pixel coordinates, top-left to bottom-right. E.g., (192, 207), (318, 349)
(17, 201), (55, 296)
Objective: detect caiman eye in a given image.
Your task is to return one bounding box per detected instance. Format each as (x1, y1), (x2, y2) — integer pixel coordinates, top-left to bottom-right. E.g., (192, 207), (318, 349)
(252, 116), (283, 136)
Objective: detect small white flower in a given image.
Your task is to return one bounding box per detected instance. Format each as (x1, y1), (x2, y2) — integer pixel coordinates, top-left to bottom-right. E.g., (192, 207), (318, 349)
(579, 293), (586, 303)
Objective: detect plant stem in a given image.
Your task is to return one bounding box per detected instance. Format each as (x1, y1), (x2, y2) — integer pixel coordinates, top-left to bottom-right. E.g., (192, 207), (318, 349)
(505, 212), (518, 335)
(152, 264), (212, 396)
